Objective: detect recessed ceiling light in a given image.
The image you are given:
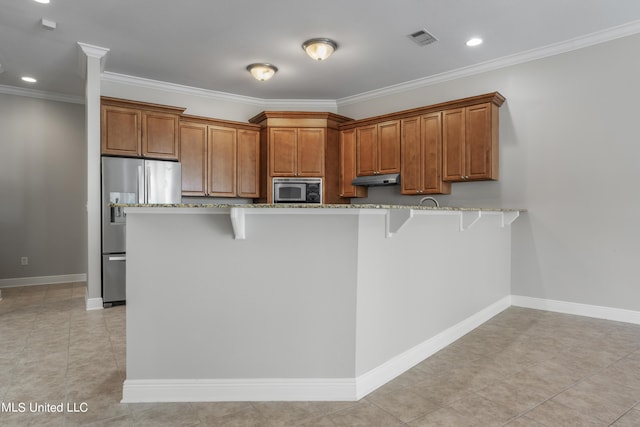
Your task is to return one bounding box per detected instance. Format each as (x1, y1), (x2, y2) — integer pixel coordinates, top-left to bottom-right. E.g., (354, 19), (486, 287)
(466, 38), (483, 47)
(34, 0), (50, 4)
(22, 76), (37, 83)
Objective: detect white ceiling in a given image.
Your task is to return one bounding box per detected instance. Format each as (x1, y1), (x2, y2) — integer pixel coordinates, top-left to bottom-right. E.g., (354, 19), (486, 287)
(2, 0), (640, 101)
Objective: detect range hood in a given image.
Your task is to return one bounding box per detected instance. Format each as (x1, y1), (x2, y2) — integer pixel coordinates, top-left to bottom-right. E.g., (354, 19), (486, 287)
(352, 173), (400, 187)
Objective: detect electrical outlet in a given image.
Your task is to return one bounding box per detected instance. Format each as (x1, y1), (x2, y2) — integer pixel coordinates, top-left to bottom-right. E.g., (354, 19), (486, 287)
(20, 257), (28, 265)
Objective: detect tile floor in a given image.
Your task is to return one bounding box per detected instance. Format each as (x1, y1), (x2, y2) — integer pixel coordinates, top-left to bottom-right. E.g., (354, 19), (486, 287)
(1, 283), (640, 426)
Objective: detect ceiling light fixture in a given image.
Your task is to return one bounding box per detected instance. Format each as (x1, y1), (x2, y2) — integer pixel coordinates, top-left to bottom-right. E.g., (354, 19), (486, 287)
(466, 37), (483, 47)
(34, 0), (50, 3)
(21, 76), (37, 83)
(302, 38), (337, 61)
(246, 63), (278, 81)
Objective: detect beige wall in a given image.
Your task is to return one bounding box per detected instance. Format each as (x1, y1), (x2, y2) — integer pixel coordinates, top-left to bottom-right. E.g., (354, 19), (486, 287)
(0, 93), (87, 280)
(338, 33), (640, 312)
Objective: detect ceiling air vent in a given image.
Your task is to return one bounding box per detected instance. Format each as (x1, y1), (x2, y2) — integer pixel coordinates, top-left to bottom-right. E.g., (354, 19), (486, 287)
(408, 29), (438, 46)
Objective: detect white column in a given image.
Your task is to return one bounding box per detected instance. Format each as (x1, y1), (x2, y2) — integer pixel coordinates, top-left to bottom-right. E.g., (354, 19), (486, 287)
(78, 42), (109, 310)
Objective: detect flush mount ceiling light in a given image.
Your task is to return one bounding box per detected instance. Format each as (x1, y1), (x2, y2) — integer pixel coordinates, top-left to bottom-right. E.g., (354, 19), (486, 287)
(21, 76), (37, 83)
(34, 0), (50, 3)
(246, 63), (278, 81)
(466, 37), (483, 47)
(302, 38), (337, 61)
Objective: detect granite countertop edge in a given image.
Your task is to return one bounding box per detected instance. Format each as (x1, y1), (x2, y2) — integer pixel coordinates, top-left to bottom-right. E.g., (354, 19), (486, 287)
(114, 203), (525, 212)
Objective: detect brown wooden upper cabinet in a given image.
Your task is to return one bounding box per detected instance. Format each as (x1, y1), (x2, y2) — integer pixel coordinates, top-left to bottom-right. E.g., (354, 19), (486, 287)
(179, 119), (260, 198)
(142, 111), (180, 160)
(443, 102), (500, 182)
(356, 120), (400, 176)
(400, 113), (451, 195)
(208, 126), (238, 197)
(179, 122), (208, 196)
(339, 129), (367, 198)
(249, 111), (353, 204)
(269, 127), (325, 177)
(236, 129), (261, 198)
(101, 97), (184, 160)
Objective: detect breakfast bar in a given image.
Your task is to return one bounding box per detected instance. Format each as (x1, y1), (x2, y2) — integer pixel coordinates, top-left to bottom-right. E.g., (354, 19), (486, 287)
(121, 204), (522, 403)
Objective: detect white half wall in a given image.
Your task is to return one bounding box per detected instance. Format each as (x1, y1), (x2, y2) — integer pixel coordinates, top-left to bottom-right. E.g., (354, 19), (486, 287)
(123, 207), (513, 402)
(354, 212), (511, 377)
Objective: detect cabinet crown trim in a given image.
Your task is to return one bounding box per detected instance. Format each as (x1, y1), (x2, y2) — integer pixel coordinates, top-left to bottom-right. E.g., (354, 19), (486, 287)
(339, 91), (505, 130)
(180, 114), (261, 131)
(101, 96), (186, 114)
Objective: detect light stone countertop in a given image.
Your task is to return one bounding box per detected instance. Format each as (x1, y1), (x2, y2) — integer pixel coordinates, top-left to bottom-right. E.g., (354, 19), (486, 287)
(113, 203), (525, 212)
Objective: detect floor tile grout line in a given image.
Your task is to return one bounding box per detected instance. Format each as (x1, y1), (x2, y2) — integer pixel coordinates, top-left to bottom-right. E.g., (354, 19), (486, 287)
(3, 283), (640, 426)
(512, 363), (640, 425)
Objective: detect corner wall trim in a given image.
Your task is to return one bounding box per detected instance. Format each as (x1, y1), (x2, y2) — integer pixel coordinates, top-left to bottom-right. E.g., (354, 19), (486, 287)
(511, 295), (640, 325)
(0, 274), (87, 288)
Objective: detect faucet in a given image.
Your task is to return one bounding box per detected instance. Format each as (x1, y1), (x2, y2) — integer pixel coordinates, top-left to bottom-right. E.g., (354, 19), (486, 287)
(419, 196), (439, 207)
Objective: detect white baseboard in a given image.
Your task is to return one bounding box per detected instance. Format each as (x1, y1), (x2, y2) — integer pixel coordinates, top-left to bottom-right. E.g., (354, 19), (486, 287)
(355, 295), (511, 399)
(121, 296), (512, 403)
(511, 295), (640, 325)
(122, 378), (357, 403)
(120, 295), (640, 403)
(85, 296), (104, 311)
(0, 274), (87, 288)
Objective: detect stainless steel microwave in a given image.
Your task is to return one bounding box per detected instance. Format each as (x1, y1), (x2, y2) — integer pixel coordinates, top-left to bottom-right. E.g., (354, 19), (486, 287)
(272, 177), (322, 204)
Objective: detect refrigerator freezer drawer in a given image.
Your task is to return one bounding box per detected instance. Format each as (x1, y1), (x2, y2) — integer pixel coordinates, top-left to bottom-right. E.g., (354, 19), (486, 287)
(102, 253), (126, 304)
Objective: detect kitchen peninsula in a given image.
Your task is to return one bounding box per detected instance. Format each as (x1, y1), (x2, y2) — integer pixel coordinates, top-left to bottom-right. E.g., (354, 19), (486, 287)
(121, 203), (522, 403)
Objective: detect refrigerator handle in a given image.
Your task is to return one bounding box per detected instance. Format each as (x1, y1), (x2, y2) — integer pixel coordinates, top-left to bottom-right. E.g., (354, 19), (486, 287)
(138, 165), (145, 204)
(146, 165), (151, 204)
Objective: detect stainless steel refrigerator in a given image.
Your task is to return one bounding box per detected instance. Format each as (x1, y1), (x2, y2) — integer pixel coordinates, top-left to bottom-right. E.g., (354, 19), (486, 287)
(101, 156), (182, 305)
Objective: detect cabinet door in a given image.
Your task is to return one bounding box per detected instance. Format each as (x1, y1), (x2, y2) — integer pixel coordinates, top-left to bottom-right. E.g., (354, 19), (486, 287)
(208, 126), (237, 197)
(442, 108), (466, 182)
(377, 120), (401, 174)
(356, 125), (377, 176)
(340, 129), (367, 198)
(142, 111), (179, 160)
(297, 128), (325, 176)
(269, 128), (297, 176)
(421, 112), (450, 194)
(237, 129), (260, 198)
(466, 103), (495, 180)
(101, 105), (141, 156)
(179, 122), (207, 196)
(400, 117), (421, 194)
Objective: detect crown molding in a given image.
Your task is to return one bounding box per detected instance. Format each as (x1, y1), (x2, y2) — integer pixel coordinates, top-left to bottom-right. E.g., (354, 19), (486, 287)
(263, 98), (337, 112)
(0, 84), (84, 104)
(77, 42), (110, 80)
(4, 21), (640, 109)
(77, 42), (110, 61)
(101, 71), (338, 112)
(336, 19), (640, 107)
(101, 71), (267, 107)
